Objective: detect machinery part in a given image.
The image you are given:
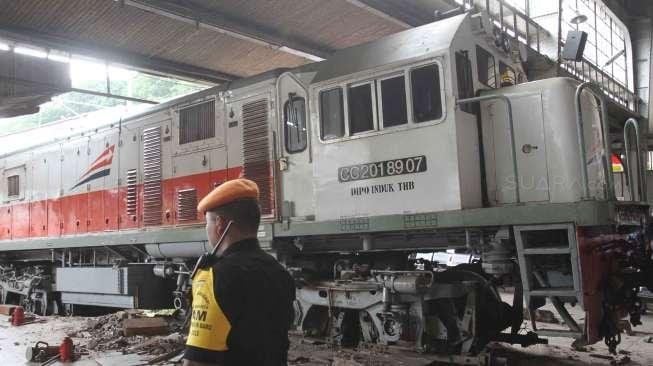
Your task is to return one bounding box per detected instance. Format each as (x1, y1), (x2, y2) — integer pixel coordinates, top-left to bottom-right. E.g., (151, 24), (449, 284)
(153, 264), (176, 278)
(372, 270), (434, 294)
(59, 337), (74, 362)
(26, 341), (59, 362)
(11, 306), (25, 326)
(0, 265), (53, 315)
(430, 267), (513, 354)
(481, 229), (513, 276)
(145, 242), (213, 258)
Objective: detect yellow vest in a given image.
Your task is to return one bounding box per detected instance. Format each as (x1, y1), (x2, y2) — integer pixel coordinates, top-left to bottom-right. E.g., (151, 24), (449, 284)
(186, 267), (232, 351)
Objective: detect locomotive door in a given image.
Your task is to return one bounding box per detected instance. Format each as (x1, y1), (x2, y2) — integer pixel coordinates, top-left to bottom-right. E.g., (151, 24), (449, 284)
(483, 93), (549, 204)
(171, 98), (226, 224)
(141, 120), (170, 227)
(277, 73), (314, 218)
(225, 91), (276, 218)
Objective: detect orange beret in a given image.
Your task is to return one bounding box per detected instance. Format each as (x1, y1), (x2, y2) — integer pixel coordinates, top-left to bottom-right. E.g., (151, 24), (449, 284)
(197, 178), (259, 214)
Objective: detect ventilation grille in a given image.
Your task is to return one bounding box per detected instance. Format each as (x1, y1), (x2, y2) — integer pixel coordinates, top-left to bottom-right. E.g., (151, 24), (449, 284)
(242, 99), (273, 216)
(177, 188), (198, 222)
(126, 169), (137, 217)
(142, 126), (162, 226)
(7, 175), (19, 197)
(179, 101), (215, 145)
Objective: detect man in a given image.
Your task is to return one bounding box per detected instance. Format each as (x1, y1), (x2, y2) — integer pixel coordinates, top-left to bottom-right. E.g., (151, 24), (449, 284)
(183, 178), (296, 366)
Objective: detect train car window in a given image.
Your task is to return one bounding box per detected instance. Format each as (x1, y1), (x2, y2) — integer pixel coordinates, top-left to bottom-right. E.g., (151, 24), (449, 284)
(476, 46), (497, 88)
(456, 51), (475, 114)
(319, 87), (345, 140)
(7, 175), (19, 197)
(284, 95), (307, 153)
(499, 61), (516, 87)
(379, 76), (407, 128)
(179, 100), (215, 145)
(410, 64), (443, 123)
(348, 83), (375, 134)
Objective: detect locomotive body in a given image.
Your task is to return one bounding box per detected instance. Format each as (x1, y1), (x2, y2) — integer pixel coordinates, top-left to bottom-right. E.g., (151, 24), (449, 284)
(0, 13), (650, 357)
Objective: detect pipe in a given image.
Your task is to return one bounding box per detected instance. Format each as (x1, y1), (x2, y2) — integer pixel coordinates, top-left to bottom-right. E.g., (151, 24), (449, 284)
(574, 82), (614, 200)
(145, 241), (212, 258)
(457, 94), (520, 203)
(624, 118), (645, 201)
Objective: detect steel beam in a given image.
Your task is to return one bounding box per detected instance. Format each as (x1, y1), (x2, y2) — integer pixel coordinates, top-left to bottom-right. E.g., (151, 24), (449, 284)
(120, 0), (331, 61)
(0, 26), (237, 84)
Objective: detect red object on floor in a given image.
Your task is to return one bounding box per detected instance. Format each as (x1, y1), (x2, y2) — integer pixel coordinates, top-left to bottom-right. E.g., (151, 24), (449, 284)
(59, 336), (74, 362)
(10, 306), (24, 326)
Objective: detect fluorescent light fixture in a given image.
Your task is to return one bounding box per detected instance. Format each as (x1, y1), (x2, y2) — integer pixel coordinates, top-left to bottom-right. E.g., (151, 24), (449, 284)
(14, 46), (47, 58)
(48, 51), (71, 63)
(0, 42), (9, 51)
(278, 46), (325, 62)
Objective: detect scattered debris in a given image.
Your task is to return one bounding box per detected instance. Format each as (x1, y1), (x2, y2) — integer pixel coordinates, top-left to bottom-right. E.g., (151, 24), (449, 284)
(123, 317), (168, 336)
(146, 345), (184, 364)
(611, 356), (632, 365)
(522, 309), (560, 324)
(0, 304), (18, 316)
(65, 310), (186, 363)
(590, 353), (614, 361)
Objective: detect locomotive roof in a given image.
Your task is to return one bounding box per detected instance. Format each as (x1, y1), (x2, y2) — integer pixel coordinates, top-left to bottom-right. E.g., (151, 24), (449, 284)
(0, 15), (468, 158)
(311, 13), (468, 84)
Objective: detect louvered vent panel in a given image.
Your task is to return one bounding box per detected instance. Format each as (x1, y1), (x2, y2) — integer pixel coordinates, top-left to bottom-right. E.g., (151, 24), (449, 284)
(242, 99), (273, 216)
(142, 126), (162, 226)
(126, 169), (137, 217)
(179, 101), (215, 145)
(177, 188), (198, 222)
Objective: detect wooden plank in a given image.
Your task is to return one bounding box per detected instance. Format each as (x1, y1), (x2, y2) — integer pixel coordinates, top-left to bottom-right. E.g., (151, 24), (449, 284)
(0, 305), (17, 316)
(122, 317), (168, 336)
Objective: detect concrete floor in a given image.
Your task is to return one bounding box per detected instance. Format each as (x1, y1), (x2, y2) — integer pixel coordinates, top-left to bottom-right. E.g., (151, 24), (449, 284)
(2, 294), (653, 366)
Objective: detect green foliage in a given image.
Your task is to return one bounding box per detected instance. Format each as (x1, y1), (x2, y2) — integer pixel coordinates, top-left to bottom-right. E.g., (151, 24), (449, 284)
(0, 72), (205, 135)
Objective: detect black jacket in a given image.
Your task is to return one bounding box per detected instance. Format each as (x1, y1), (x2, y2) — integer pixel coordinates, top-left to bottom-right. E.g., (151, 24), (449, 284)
(184, 238), (296, 365)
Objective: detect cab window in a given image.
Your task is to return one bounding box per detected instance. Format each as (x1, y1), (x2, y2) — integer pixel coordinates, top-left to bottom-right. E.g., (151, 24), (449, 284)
(411, 64), (442, 123)
(476, 45), (497, 88)
(456, 50), (475, 114)
(378, 75), (407, 127)
(348, 83), (375, 134)
(284, 95), (307, 153)
(319, 88), (345, 140)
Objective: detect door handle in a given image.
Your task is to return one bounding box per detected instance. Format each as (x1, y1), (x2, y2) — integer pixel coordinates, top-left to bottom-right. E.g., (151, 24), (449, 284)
(522, 144), (538, 154)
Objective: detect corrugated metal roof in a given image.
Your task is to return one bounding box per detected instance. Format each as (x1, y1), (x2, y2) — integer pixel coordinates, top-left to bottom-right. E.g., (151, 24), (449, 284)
(0, 0), (413, 81)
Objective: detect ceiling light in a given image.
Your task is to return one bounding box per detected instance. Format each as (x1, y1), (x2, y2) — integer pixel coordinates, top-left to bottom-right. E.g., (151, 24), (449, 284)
(14, 46), (47, 58)
(0, 43), (10, 51)
(570, 10), (588, 25)
(48, 51), (71, 63)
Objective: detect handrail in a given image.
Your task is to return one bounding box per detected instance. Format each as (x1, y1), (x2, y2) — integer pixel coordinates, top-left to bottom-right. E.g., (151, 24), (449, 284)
(623, 118), (646, 202)
(456, 95), (520, 203)
(462, 0), (639, 113)
(574, 82), (613, 200)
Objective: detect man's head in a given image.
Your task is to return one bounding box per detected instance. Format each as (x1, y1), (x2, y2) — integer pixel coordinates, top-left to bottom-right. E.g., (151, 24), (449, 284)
(197, 179), (260, 248)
